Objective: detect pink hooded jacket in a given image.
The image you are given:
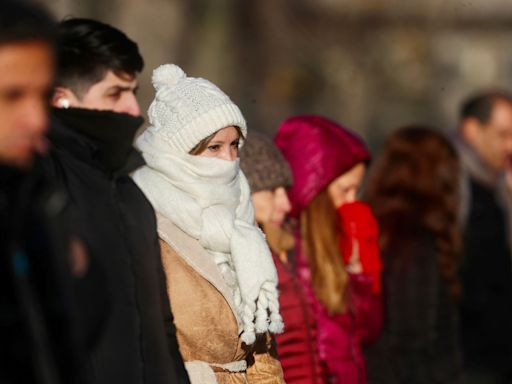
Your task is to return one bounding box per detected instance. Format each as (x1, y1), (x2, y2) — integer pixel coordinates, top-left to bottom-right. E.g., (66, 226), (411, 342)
(275, 115), (382, 384)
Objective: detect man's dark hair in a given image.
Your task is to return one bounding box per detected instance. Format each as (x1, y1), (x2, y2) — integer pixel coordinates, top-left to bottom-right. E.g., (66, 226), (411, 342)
(56, 18), (144, 97)
(0, 0), (56, 46)
(460, 91), (512, 124)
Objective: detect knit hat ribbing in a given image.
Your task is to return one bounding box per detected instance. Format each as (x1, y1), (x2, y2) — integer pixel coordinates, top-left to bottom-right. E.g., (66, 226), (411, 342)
(146, 64), (247, 154)
(240, 131), (293, 193)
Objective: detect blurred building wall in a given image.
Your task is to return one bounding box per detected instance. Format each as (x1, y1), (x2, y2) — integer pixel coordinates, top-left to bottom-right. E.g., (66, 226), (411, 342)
(41, 0), (512, 150)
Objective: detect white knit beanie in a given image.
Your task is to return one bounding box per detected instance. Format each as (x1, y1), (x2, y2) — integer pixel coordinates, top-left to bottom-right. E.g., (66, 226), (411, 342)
(146, 64), (247, 154)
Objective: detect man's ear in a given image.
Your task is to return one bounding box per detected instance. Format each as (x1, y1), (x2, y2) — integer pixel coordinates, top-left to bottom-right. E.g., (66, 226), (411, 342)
(51, 87), (79, 109)
(460, 117), (482, 147)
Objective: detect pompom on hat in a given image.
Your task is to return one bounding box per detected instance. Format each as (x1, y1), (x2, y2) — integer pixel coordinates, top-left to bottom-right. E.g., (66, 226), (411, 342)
(144, 64), (247, 154)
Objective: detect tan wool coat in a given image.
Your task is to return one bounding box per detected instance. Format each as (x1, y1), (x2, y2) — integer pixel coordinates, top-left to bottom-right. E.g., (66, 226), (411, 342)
(157, 214), (285, 384)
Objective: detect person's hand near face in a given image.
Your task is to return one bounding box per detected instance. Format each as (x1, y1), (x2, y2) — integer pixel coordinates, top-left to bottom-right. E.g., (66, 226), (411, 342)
(327, 162), (366, 272)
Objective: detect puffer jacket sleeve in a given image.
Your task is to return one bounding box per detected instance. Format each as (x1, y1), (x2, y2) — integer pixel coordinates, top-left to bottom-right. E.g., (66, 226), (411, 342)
(246, 333), (286, 384)
(349, 272), (383, 346)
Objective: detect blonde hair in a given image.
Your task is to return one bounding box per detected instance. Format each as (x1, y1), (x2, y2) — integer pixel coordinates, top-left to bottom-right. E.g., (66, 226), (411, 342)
(301, 189), (348, 314)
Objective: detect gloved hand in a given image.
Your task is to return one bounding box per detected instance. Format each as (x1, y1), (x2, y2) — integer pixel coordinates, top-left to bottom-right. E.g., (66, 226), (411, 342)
(338, 201), (382, 294)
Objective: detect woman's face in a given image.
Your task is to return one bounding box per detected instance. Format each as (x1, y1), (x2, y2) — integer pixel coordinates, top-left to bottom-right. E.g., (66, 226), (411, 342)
(327, 162), (366, 208)
(252, 187), (292, 227)
(197, 126), (240, 160)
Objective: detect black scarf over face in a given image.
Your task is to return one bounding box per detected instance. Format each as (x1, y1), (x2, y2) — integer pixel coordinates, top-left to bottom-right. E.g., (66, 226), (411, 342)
(52, 108), (144, 173)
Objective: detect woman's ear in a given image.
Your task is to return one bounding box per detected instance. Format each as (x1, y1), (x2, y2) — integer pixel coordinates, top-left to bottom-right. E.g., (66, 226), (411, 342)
(52, 87), (78, 109)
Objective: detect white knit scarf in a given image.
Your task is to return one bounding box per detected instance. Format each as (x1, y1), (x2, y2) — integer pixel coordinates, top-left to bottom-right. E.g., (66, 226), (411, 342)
(132, 133), (283, 344)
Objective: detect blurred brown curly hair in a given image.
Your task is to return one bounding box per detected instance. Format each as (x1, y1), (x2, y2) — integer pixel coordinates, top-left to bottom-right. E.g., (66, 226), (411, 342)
(365, 126), (462, 300)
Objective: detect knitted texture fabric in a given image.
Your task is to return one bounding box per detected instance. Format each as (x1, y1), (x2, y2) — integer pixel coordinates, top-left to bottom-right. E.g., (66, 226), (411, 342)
(337, 201), (382, 294)
(147, 64), (247, 154)
(133, 102), (283, 344)
(239, 131), (293, 193)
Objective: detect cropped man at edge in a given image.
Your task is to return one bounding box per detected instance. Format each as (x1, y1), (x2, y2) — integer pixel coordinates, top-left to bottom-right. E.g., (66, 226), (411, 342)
(454, 92), (512, 383)
(0, 4), (108, 383)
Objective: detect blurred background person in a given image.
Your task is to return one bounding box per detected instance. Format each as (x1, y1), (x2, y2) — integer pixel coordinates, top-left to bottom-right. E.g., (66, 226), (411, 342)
(275, 115), (382, 384)
(132, 64), (284, 384)
(365, 126), (463, 384)
(49, 19), (189, 384)
(0, 2), (104, 383)
(0, 2), (53, 169)
(0, 2), (59, 383)
(240, 131), (325, 384)
(454, 92), (512, 383)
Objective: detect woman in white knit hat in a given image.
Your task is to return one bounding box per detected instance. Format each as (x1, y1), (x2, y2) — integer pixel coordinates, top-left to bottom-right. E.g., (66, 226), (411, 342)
(132, 64), (285, 384)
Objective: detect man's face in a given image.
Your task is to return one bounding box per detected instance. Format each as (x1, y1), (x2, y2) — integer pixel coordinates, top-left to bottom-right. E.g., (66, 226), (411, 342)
(0, 41), (53, 168)
(467, 100), (512, 172)
(60, 70), (140, 117)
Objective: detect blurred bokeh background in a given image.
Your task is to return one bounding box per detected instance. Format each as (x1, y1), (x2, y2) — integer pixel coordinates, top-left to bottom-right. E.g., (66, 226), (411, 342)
(41, 0), (512, 150)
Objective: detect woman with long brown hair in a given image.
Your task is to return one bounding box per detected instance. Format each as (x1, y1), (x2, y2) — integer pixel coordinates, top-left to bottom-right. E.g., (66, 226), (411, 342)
(275, 115), (383, 384)
(365, 126), (463, 383)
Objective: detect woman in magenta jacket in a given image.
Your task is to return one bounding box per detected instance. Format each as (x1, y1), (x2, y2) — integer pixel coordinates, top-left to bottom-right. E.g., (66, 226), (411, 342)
(275, 115), (383, 384)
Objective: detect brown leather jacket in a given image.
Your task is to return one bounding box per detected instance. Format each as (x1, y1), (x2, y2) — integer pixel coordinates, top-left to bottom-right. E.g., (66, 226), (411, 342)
(157, 214), (285, 384)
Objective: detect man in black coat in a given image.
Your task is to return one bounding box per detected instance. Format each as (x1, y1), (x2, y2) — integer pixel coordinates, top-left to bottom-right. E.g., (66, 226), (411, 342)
(455, 92), (512, 384)
(0, 3), (105, 383)
(48, 19), (189, 384)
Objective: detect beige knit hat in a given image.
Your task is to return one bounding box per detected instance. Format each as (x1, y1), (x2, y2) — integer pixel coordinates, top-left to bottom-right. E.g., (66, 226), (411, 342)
(146, 64), (247, 154)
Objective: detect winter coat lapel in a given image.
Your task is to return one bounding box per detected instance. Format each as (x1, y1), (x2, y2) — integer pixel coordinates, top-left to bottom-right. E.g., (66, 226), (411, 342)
(156, 213), (243, 332)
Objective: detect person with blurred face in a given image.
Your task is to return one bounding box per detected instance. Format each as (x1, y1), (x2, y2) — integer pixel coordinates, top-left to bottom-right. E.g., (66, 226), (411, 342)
(240, 132), (293, 227)
(460, 95), (512, 172)
(455, 92), (512, 383)
(275, 115), (383, 384)
(132, 64), (285, 384)
(240, 131), (326, 384)
(47, 19), (189, 384)
(0, 2), (90, 383)
(365, 126), (463, 384)
(0, 9), (53, 169)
